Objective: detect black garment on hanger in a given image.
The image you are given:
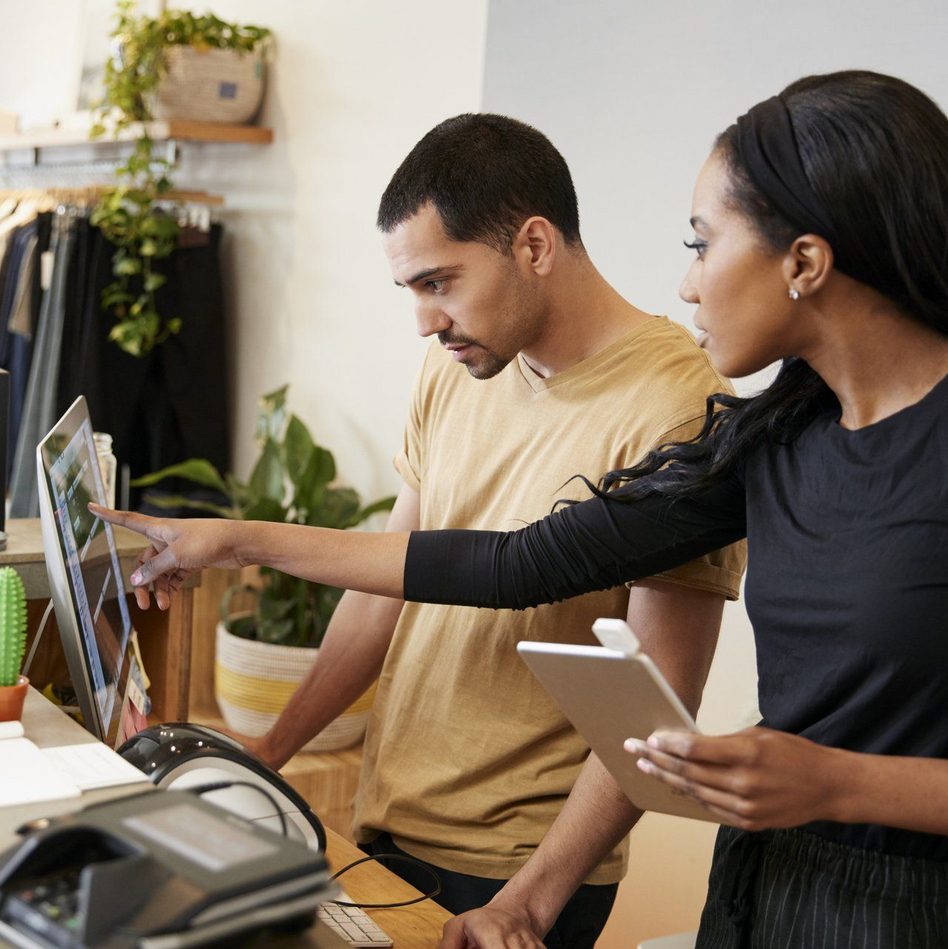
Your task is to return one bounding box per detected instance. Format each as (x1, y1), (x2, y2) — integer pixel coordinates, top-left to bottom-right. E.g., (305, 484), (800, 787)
(64, 219), (230, 503)
(0, 213), (48, 478)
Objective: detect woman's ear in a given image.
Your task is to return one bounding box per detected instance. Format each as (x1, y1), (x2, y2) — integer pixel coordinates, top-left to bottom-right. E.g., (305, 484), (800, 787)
(514, 216), (557, 276)
(783, 234), (834, 297)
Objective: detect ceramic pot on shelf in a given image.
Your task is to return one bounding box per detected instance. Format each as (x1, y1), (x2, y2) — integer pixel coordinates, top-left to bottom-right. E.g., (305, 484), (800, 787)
(147, 47), (266, 124)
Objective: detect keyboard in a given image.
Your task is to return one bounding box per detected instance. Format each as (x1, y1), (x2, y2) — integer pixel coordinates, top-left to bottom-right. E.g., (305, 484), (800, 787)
(318, 887), (394, 946)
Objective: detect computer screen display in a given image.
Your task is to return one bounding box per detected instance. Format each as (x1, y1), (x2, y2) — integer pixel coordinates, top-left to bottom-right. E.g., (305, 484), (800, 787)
(38, 397), (134, 744)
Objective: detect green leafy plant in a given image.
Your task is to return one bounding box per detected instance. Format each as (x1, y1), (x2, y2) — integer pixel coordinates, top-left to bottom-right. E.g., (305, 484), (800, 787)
(90, 1), (271, 356)
(0, 568), (27, 688)
(131, 385), (396, 648)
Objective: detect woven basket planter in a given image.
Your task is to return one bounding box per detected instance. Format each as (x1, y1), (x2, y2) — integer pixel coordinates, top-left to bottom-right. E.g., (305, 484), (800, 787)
(215, 622), (375, 752)
(148, 47), (265, 124)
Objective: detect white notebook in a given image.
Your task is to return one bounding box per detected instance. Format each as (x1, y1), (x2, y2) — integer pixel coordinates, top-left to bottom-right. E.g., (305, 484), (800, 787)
(0, 721), (147, 807)
(0, 721), (81, 807)
(42, 742), (148, 791)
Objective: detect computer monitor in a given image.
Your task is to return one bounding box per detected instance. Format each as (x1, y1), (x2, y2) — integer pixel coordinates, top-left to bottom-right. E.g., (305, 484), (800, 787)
(37, 396), (135, 747)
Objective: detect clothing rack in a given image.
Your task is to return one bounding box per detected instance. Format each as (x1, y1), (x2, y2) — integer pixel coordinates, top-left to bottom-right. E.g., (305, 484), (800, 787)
(0, 183), (231, 519)
(0, 186), (224, 234)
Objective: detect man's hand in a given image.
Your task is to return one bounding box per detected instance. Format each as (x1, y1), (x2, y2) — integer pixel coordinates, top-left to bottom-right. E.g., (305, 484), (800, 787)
(89, 503), (245, 611)
(439, 904), (545, 949)
(211, 725), (283, 771)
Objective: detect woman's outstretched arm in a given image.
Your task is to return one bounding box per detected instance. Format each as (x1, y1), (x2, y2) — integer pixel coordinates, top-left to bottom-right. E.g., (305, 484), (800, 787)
(88, 503), (410, 610)
(89, 471), (747, 611)
(403, 474), (746, 609)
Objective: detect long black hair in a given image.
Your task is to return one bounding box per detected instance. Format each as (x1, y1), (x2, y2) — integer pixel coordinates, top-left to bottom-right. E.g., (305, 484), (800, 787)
(600, 70), (948, 500)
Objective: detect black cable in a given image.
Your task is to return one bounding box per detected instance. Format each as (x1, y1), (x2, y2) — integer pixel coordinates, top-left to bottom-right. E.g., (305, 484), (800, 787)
(184, 787), (438, 910)
(328, 853), (442, 909)
(186, 781), (289, 838)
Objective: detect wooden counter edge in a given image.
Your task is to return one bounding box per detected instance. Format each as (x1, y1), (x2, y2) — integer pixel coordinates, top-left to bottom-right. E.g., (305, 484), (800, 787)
(324, 826), (453, 947)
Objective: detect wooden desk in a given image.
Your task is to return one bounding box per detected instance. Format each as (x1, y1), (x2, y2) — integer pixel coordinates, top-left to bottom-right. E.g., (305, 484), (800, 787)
(323, 830), (452, 947)
(0, 689), (451, 949)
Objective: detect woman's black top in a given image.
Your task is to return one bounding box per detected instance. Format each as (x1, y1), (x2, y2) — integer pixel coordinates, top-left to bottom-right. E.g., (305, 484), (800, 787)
(404, 372), (948, 861)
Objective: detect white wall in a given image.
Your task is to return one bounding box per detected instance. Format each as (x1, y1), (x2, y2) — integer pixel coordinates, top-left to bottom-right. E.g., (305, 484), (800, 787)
(0, 1), (85, 128)
(177, 0), (489, 500)
(0, 0), (489, 505)
(482, 2), (948, 946)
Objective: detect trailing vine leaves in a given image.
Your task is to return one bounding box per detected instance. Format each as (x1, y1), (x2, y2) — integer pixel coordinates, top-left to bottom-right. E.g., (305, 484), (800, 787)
(89, 0), (270, 356)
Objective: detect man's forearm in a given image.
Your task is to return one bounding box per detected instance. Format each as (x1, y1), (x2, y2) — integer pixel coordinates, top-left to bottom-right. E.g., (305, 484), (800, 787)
(239, 484), (418, 769)
(237, 521), (409, 599)
(257, 588), (404, 769)
(483, 582), (724, 937)
(490, 754), (641, 935)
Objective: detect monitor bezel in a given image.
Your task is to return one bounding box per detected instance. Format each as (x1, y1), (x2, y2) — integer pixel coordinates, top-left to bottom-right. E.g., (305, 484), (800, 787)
(36, 395), (128, 742)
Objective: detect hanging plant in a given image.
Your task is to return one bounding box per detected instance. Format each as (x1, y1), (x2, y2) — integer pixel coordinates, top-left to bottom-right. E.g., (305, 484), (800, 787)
(90, 1), (270, 356)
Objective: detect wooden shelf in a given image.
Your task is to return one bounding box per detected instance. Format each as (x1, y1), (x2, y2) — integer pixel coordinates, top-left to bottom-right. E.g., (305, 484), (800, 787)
(0, 120), (273, 152)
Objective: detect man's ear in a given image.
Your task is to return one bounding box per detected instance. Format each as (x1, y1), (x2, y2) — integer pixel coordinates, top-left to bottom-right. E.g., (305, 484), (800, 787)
(514, 217), (557, 276)
(783, 233), (834, 297)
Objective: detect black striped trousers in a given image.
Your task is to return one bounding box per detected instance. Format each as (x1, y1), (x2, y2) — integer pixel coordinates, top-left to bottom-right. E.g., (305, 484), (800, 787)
(696, 826), (948, 948)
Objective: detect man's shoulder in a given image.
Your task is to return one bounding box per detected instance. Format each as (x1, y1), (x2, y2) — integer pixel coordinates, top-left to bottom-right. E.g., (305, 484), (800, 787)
(626, 316), (735, 398)
(609, 317), (734, 438)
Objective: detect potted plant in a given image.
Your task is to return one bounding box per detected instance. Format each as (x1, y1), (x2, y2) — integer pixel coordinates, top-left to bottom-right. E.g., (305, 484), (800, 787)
(90, 1), (272, 356)
(0, 568), (29, 723)
(132, 385), (396, 751)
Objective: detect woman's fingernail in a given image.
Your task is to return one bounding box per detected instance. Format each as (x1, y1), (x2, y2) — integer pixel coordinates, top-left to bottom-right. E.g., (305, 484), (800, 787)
(637, 759), (653, 774)
(647, 735), (663, 749)
(131, 571), (142, 585)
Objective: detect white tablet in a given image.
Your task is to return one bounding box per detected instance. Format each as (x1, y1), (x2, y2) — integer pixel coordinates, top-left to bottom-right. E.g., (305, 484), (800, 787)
(517, 620), (715, 823)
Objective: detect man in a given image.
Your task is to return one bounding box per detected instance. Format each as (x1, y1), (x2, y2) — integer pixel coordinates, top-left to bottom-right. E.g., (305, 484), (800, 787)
(117, 115), (745, 948)
(259, 114), (743, 947)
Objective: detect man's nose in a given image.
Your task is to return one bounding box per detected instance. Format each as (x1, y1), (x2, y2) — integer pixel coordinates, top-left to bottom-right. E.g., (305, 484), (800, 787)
(415, 301), (451, 338)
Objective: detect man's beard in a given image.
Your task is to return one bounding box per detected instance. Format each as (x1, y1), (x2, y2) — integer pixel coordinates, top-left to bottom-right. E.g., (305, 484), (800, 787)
(438, 332), (513, 380)
(464, 347), (512, 379)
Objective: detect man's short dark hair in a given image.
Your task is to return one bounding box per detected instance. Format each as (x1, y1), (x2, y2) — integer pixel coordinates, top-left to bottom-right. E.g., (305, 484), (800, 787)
(377, 113), (582, 252)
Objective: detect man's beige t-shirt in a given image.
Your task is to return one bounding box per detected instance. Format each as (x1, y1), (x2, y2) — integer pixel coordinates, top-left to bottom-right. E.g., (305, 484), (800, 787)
(352, 316), (746, 884)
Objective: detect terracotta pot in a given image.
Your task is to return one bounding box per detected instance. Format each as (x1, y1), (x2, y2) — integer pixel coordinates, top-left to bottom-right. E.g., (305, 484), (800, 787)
(0, 675), (28, 723)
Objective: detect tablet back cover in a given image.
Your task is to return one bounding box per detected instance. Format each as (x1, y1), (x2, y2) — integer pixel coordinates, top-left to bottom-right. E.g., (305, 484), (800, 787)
(518, 643), (716, 823)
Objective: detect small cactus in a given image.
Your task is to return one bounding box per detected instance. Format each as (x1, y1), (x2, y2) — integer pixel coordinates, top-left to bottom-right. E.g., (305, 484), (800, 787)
(0, 568), (27, 688)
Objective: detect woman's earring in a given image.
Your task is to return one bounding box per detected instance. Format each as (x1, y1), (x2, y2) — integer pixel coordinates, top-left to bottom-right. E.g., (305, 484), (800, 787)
(789, 287), (801, 301)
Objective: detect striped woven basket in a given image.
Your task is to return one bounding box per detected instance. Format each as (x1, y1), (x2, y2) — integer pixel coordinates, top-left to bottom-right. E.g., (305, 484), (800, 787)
(215, 622), (375, 752)
(148, 47), (266, 124)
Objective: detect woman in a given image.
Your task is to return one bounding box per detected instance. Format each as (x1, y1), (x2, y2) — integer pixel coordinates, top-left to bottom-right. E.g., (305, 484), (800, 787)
(97, 70), (948, 946)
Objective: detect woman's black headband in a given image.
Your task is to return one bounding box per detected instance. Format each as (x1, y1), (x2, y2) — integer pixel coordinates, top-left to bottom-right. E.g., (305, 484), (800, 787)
(735, 96), (841, 252)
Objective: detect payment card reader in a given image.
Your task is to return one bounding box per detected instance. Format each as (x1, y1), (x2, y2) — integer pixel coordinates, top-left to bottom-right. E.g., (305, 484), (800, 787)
(0, 790), (334, 949)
